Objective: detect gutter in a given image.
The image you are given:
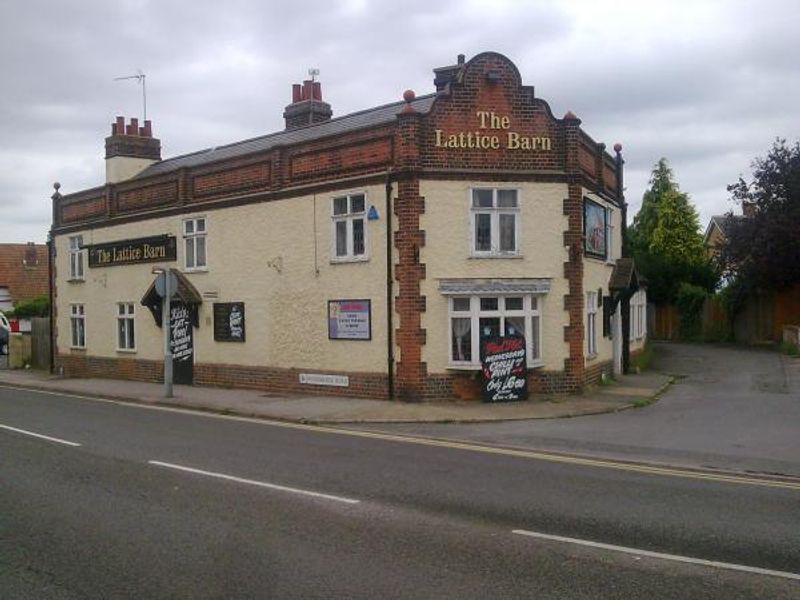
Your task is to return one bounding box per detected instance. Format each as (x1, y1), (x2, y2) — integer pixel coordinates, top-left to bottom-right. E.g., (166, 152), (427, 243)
(385, 171), (394, 400)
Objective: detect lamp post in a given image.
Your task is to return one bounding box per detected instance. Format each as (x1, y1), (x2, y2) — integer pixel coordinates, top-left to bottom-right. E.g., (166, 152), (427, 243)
(152, 267), (173, 398)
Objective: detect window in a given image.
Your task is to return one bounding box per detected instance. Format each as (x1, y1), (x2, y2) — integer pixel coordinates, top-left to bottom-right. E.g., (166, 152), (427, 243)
(629, 290), (647, 340)
(449, 295), (541, 367)
(606, 208), (615, 262)
(331, 193), (367, 261)
(470, 189), (519, 256)
(70, 304), (85, 348)
(586, 291), (598, 356)
(183, 217), (207, 270)
(68, 235), (84, 280)
(117, 303), (135, 351)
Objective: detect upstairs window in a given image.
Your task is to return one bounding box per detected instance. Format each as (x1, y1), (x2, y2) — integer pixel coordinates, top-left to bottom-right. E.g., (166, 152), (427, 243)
(68, 235), (84, 280)
(470, 189), (519, 256)
(117, 303), (136, 351)
(184, 217), (207, 270)
(332, 193), (367, 261)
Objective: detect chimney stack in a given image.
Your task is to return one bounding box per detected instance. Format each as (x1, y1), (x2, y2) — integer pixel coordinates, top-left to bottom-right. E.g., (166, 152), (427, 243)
(105, 116), (161, 183)
(433, 53), (466, 92)
(283, 79), (332, 130)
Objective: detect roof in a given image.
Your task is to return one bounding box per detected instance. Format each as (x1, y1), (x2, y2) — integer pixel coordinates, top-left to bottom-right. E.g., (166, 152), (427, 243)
(137, 94), (437, 178)
(438, 278), (552, 295)
(141, 269), (203, 328)
(703, 214), (744, 243)
(609, 257), (640, 291)
(0, 243), (48, 302)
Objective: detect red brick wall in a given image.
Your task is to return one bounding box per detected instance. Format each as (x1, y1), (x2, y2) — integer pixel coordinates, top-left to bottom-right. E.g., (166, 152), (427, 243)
(192, 161), (272, 199)
(56, 353), (389, 399)
(116, 180), (178, 213)
(61, 195), (106, 223)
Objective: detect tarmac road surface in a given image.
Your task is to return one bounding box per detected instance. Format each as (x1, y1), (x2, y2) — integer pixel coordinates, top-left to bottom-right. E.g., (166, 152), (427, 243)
(2, 385), (799, 599)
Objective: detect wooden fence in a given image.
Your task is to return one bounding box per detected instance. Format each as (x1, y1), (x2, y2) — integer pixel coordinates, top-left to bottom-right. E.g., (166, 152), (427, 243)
(651, 284), (800, 343)
(30, 317), (50, 369)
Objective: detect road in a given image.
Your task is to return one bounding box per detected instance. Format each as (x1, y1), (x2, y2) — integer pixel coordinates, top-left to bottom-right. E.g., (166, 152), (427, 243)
(354, 343), (800, 477)
(2, 385), (799, 599)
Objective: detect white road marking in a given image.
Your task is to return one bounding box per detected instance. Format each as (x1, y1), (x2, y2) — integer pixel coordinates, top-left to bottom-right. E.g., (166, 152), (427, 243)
(0, 423), (81, 447)
(3, 384), (800, 491)
(512, 529), (800, 581)
(148, 460), (360, 505)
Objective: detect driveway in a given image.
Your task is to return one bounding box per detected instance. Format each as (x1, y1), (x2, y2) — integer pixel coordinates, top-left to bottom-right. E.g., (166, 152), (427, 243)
(354, 343), (800, 477)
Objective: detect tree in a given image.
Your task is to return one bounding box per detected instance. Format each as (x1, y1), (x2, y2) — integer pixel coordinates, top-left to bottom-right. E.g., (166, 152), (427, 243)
(629, 158), (715, 304)
(720, 139), (800, 291)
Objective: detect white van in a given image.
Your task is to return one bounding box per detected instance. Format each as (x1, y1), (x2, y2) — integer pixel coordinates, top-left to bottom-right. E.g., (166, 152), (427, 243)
(0, 311), (9, 355)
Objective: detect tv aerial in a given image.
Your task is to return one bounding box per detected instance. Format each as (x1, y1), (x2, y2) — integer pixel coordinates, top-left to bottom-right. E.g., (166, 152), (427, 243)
(114, 69), (147, 121)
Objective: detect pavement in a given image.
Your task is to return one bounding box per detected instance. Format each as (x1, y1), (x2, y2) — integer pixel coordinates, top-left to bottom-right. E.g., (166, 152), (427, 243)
(0, 364), (672, 424)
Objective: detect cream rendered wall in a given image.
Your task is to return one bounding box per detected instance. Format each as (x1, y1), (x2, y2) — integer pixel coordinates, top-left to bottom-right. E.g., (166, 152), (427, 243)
(582, 191), (621, 364)
(55, 183), (389, 373)
(105, 157), (158, 184)
(419, 180), (570, 373)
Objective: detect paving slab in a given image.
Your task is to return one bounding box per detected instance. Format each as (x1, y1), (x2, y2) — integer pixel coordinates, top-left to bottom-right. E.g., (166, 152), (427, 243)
(0, 367), (672, 424)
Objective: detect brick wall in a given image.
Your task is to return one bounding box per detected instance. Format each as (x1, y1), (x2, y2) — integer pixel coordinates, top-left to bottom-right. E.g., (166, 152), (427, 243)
(0, 243), (49, 302)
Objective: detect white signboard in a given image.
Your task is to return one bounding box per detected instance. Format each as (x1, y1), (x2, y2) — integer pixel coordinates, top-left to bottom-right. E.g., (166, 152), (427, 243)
(299, 373), (350, 387)
(328, 299), (371, 340)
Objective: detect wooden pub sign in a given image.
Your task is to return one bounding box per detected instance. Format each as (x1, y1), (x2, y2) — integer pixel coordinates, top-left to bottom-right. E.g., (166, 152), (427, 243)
(86, 235), (177, 268)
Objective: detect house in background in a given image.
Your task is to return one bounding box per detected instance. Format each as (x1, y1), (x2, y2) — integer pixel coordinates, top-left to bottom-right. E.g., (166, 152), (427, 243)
(0, 242), (48, 312)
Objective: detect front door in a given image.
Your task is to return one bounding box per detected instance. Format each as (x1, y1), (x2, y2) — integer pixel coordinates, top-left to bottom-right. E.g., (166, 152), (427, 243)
(170, 302), (194, 385)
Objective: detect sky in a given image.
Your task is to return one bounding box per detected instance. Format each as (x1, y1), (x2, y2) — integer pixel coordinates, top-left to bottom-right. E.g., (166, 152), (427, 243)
(1, 0), (798, 243)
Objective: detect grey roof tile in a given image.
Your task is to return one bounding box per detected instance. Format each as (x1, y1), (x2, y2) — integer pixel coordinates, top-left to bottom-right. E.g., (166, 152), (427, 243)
(137, 94), (436, 178)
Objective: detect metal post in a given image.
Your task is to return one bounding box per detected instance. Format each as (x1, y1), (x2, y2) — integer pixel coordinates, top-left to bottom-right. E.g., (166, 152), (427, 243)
(163, 269), (173, 398)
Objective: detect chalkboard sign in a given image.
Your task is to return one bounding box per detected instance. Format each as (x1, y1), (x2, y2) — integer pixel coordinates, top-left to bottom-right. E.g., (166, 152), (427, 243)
(213, 302), (246, 342)
(169, 302), (194, 385)
(480, 336), (528, 403)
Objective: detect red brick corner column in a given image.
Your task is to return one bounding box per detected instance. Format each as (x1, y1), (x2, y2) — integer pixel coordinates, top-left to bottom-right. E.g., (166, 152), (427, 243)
(393, 91), (427, 400)
(561, 112), (585, 390)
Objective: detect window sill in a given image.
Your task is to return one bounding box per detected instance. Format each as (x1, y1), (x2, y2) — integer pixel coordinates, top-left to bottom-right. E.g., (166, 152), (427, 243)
(116, 348), (137, 354)
(69, 346), (86, 351)
(447, 360), (544, 371)
(585, 254), (609, 263)
(67, 278), (85, 284)
(586, 352), (598, 361)
(330, 256), (369, 264)
(183, 267), (208, 274)
(468, 253), (523, 260)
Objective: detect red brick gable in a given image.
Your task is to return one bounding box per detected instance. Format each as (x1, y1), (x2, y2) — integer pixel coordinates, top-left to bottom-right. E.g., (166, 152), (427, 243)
(421, 52), (565, 172)
(0, 243), (48, 303)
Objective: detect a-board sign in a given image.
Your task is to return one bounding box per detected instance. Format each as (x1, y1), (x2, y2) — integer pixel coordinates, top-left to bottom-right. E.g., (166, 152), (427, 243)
(213, 302), (245, 342)
(169, 302), (194, 385)
(480, 335), (528, 403)
(328, 299), (371, 340)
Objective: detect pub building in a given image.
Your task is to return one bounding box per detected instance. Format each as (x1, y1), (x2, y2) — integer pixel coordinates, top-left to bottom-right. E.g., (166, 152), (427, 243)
(50, 52), (646, 401)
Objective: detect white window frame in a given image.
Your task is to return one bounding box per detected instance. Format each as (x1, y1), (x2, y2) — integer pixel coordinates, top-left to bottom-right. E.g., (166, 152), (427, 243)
(469, 188), (521, 257)
(70, 303), (85, 349)
(331, 192), (368, 262)
(68, 235), (84, 281)
(586, 291), (598, 357)
(116, 302), (136, 352)
(606, 207), (615, 263)
(183, 216), (207, 271)
(629, 290), (647, 340)
(448, 294), (542, 369)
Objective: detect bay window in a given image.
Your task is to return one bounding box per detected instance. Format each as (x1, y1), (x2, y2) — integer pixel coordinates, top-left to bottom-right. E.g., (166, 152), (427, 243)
(449, 295), (541, 367)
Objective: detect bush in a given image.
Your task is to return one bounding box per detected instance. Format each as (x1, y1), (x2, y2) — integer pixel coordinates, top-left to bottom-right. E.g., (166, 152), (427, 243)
(780, 341), (800, 356)
(675, 283), (707, 340)
(10, 294), (50, 318)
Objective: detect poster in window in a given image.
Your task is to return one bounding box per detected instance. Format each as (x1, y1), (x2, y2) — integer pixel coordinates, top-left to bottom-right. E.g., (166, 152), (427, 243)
(213, 302), (246, 342)
(480, 335), (528, 403)
(328, 299), (371, 340)
(584, 198), (607, 258)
